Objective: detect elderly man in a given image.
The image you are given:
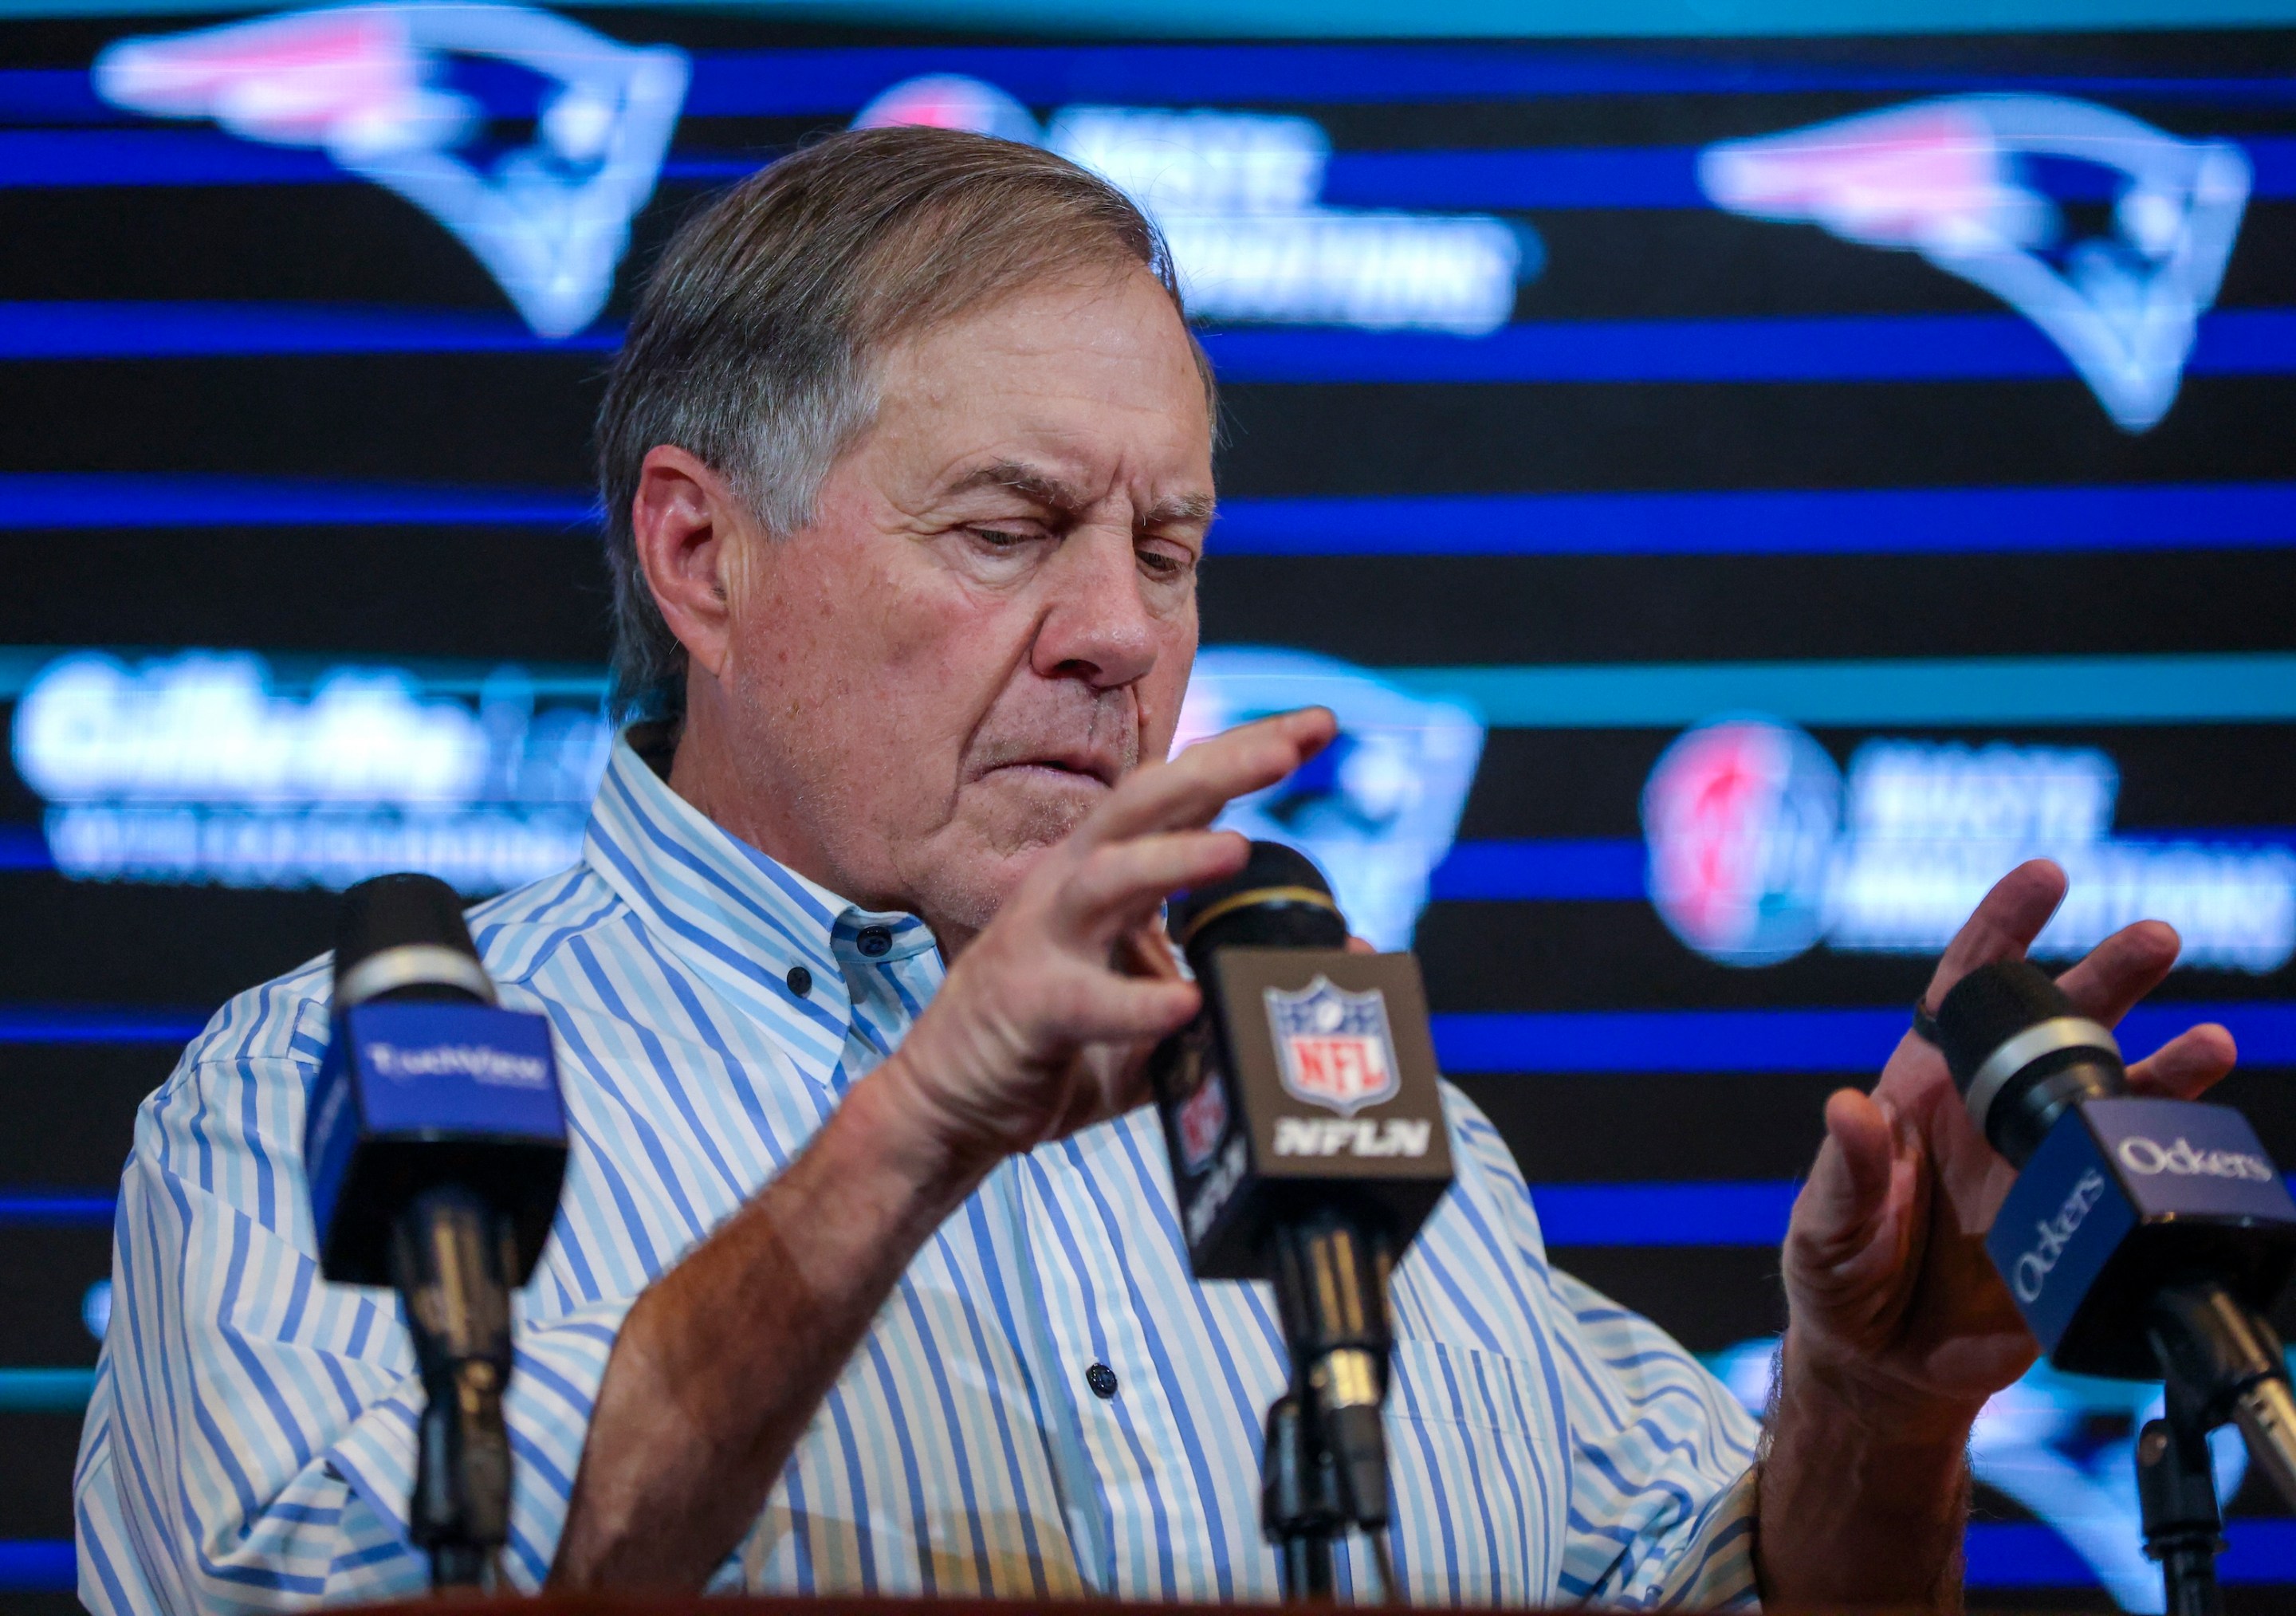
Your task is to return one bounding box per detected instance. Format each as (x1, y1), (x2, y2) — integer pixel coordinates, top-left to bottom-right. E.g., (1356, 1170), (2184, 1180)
(77, 128), (2236, 1613)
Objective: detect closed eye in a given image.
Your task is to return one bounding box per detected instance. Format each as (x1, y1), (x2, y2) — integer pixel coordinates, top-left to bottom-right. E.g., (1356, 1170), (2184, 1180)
(1138, 541), (1196, 580)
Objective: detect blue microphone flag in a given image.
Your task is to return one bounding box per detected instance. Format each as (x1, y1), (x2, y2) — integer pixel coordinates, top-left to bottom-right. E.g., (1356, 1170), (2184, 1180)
(308, 1001), (566, 1287)
(1988, 1095), (2296, 1376)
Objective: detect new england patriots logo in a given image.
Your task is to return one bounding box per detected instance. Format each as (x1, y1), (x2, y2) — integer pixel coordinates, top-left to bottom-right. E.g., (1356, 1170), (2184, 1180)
(1176, 648), (1484, 953)
(1264, 977), (1400, 1118)
(94, 4), (689, 338)
(1700, 96), (2251, 431)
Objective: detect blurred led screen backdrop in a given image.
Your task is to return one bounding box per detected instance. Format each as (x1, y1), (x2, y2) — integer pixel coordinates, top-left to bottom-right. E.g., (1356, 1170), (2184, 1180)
(5, 6), (2296, 1608)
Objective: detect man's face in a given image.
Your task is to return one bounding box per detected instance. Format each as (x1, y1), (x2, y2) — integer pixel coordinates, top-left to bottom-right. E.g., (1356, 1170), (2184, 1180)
(710, 267), (1213, 940)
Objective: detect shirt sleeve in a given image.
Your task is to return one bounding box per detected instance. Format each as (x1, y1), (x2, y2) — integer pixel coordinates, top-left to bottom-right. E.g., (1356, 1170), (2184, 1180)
(1441, 1087), (1763, 1610)
(1547, 1267), (1762, 1609)
(75, 980), (636, 1614)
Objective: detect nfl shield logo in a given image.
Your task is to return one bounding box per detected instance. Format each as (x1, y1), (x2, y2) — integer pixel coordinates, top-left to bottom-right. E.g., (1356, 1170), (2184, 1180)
(1175, 1073), (1229, 1173)
(1264, 977), (1401, 1117)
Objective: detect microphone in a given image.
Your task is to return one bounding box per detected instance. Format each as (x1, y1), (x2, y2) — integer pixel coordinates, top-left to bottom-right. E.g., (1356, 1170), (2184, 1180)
(1936, 958), (2296, 1508)
(305, 873), (568, 1588)
(1150, 841), (1452, 1597)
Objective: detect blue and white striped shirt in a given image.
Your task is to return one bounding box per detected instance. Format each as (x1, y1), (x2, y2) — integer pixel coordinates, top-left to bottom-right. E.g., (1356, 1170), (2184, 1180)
(76, 732), (1761, 1614)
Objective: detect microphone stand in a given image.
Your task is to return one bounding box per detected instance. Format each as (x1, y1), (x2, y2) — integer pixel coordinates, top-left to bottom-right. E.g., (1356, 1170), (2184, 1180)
(2137, 1385), (2226, 1616)
(2149, 1282), (2296, 1512)
(391, 1185), (517, 1592)
(1263, 1391), (1341, 1599)
(2137, 1280), (2296, 1616)
(1264, 1207), (1402, 1604)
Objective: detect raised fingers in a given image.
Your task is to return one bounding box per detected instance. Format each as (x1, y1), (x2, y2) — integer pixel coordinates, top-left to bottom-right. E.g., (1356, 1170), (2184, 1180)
(2125, 1023), (2239, 1100)
(1083, 708), (1336, 847)
(1791, 1089), (1898, 1263)
(1047, 971), (1203, 1047)
(1920, 859), (2068, 1010)
(1062, 830), (1250, 941)
(2050, 918), (2181, 1028)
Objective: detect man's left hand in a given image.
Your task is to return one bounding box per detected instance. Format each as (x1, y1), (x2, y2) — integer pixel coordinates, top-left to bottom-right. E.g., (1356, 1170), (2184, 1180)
(1756, 859), (2239, 1607)
(1783, 856), (2238, 1413)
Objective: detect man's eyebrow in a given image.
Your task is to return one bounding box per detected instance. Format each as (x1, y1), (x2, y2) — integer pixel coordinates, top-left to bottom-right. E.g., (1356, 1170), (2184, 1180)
(947, 460), (1091, 515)
(1145, 491), (1217, 529)
(947, 460), (1216, 533)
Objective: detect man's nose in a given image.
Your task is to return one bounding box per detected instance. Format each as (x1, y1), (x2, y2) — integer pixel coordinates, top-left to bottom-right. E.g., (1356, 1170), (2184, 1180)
(1031, 525), (1164, 690)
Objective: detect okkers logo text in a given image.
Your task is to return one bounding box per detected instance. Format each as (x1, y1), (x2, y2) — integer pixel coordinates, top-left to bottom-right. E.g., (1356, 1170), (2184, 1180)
(2012, 1169), (2110, 1303)
(2116, 1134), (2278, 1182)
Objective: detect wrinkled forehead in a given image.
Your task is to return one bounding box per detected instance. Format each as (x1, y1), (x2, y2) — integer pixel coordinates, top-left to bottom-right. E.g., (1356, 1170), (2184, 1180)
(864, 266), (1218, 475)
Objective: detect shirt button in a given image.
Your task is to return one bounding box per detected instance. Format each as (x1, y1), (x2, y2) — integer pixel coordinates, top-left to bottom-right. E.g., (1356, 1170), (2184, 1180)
(856, 926), (892, 958)
(785, 965), (812, 997)
(1086, 1362), (1119, 1400)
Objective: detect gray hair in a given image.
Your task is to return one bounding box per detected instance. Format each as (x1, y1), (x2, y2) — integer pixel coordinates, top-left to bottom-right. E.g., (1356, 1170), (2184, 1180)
(596, 124), (1213, 721)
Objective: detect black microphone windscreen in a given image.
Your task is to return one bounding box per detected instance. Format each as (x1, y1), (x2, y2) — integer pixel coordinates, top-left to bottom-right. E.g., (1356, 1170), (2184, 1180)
(1936, 958), (2075, 1095)
(333, 873), (490, 1007)
(337, 873), (479, 972)
(1169, 840), (1347, 957)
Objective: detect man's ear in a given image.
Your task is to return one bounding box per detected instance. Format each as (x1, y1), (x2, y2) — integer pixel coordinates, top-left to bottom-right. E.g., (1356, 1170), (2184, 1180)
(630, 446), (750, 682)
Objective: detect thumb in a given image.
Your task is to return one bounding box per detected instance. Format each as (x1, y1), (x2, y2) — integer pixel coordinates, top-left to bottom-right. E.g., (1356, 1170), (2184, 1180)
(1790, 1090), (1897, 1264)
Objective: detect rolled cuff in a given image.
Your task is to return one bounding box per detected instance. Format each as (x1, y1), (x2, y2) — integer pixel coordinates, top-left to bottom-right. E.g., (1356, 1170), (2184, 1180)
(325, 1294), (637, 1590)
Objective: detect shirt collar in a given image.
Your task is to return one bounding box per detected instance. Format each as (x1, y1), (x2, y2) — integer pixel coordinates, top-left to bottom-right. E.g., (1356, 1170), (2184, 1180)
(582, 728), (938, 1032)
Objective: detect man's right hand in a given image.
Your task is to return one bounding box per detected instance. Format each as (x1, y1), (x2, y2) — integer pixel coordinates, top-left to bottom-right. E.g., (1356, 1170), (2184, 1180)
(867, 706), (1338, 1197)
(554, 706), (1334, 1589)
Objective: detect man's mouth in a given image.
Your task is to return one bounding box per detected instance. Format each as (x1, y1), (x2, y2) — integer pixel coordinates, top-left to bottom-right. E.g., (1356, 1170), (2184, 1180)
(984, 750), (1122, 789)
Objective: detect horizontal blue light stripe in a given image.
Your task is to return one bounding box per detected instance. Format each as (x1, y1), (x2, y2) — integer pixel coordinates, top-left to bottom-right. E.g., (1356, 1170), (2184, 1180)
(12, 462), (2296, 563)
(2195, 1520), (2296, 1586)
(0, 824), (49, 871)
(1433, 1002), (2296, 1073)
(1531, 1180), (1799, 1244)
(1539, 1162), (2296, 1246)
(0, 128), (337, 187)
(0, 1180), (1784, 1244)
(0, 473), (595, 529)
(4, 994), (2288, 1070)
(1202, 308), (2296, 383)
(18, 124), (2296, 203)
(0, 1541), (73, 1593)
(0, 1007), (206, 1044)
(0, 1366), (96, 1411)
(1329, 140), (2296, 210)
(1388, 652), (2296, 727)
(1962, 1523), (2122, 1588)
(1429, 830), (2296, 901)
(1430, 838), (1648, 901)
(0, 1193), (116, 1225)
(12, 966), (2207, 1132)
(659, 144), (1718, 206)
(0, 627), (2280, 733)
(0, 67), (107, 123)
(0, 651), (604, 701)
(677, 47), (2296, 112)
(1215, 482), (2296, 556)
(15, 48), (2296, 130)
(14, 828), (2284, 899)
(1964, 1520), (2296, 1587)
(1323, 145), (1703, 209)
(0, 627), (2281, 734)
(17, 301), (2296, 392)
(0, 301), (618, 359)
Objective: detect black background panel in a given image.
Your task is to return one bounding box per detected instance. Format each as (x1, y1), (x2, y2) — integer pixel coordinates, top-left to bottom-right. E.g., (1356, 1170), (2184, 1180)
(4, 13), (2293, 1609)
